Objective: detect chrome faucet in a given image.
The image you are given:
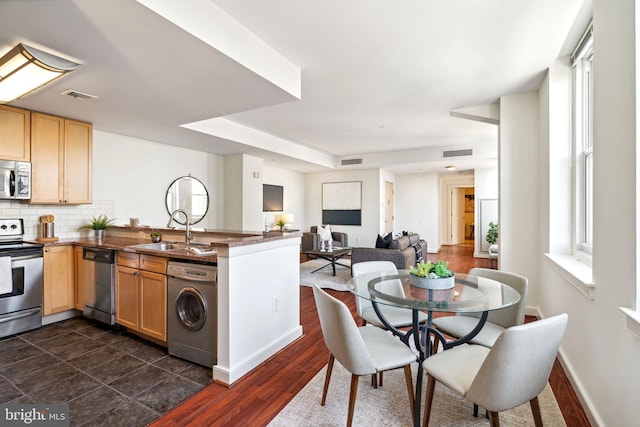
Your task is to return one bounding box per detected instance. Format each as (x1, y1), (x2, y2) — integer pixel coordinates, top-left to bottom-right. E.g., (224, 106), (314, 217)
(167, 209), (192, 244)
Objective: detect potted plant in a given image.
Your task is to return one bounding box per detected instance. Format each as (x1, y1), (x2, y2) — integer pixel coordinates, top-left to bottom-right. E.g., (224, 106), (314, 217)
(276, 218), (286, 231)
(409, 260), (455, 289)
(150, 232), (162, 243)
(77, 214), (116, 239)
(486, 221), (498, 245)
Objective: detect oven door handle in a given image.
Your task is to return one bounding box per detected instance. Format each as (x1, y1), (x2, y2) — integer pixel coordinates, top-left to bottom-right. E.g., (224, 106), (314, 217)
(0, 308), (41, 324)
(8, 254), (43, 262)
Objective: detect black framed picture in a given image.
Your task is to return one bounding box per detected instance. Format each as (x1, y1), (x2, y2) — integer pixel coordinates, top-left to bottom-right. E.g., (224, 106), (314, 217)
(263, 184), (284, 212)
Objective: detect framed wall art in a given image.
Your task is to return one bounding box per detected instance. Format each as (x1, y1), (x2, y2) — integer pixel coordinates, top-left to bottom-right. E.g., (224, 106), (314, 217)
(321, 181), (362, 225)
(263, 184), (284, 212)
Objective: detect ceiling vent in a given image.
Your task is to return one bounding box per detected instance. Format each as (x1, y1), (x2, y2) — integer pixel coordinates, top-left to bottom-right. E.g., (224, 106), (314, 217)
(60, 89), (98, 101)
(442, 148), (473, 158)
(341, 158), (363, 166)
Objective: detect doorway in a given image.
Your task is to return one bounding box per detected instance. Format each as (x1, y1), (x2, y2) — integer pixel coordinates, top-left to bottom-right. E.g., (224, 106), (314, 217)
(384, 181), (394, 234)
(450, 186), (475, 246)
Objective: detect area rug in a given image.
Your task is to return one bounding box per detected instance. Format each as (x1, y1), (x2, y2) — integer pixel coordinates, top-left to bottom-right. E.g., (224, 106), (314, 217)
(300, 259), (352, 292)
(268, 361), (566, 427)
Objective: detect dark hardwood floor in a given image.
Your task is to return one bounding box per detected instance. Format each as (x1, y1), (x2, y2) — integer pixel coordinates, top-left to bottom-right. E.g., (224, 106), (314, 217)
(151, 244), (590, 427)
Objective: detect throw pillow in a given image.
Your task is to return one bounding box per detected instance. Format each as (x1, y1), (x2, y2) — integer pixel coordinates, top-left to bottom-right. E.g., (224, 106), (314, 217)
(375, 232), (392, 248)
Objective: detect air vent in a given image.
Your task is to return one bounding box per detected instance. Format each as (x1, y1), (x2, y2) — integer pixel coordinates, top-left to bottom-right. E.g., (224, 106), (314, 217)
(60, 89), (98, 101)
(341, 158), (363, 166)
(442, 148), (473, 158)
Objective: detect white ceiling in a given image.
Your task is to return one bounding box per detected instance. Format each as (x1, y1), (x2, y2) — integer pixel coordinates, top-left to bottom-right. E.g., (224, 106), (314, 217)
(1, 0), (590, 174)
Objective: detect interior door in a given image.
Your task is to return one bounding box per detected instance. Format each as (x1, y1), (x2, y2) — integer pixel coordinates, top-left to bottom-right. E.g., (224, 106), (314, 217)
(451, 188), (465, 245)
(384, 181), (394, 234)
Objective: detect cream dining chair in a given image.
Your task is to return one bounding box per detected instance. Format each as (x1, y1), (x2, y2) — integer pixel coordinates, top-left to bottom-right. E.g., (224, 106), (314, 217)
(351, 261), (429, 388)
(351, 260), (429, 328)
(312, 284), (416, 427)
(422, 313), (568, 427)
(431, 268), (528, 348)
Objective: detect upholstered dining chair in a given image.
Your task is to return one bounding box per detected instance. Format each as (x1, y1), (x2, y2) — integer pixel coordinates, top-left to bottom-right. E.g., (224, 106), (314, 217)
(312, 284), (416, 427)
(431, 268), (528, 348)
(351, 260), (429, 328)
(422, 313), (568, 427)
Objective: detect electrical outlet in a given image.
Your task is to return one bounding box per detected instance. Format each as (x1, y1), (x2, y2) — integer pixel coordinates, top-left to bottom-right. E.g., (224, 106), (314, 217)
(272, 295), (279, 312)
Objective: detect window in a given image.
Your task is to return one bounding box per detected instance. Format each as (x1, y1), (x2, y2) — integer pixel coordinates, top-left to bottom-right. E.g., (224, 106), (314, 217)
(571, 22), (593, 260)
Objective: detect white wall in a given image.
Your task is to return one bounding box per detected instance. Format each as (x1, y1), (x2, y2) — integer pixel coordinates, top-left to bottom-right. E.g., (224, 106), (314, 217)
(533, 1), (640, 425)
(305, 169), (381, 247)
(499, 93), (541, 304)
(473, 167), (498, 256)
(93, 131), (224, 230)
(241, 154), (264, 232)
(0, 130), (226, 239)
(262, 165), (306, 231)
(395, 173), (439, 253)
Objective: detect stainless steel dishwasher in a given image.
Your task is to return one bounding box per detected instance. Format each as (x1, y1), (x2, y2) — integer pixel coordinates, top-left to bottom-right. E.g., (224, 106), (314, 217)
(82, 247), (116, 325)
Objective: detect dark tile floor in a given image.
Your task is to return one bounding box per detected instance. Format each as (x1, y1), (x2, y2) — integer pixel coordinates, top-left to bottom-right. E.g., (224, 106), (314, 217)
(0, 318), (212, 427)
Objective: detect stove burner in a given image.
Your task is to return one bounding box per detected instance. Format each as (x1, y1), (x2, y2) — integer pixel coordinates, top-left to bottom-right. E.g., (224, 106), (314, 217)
(0, 219), (42, 255)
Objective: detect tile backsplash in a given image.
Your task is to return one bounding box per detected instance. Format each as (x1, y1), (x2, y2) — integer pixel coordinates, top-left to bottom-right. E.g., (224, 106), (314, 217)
(0, 200), (116, 240)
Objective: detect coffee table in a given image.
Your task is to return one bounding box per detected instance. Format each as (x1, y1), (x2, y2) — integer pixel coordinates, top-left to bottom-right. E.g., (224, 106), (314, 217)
(303, 247), (351, 276)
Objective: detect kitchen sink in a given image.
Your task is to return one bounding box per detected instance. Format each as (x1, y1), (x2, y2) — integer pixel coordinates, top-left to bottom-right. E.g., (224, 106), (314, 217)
(128, 242), (216, 255)
(130, 242), (189, 251)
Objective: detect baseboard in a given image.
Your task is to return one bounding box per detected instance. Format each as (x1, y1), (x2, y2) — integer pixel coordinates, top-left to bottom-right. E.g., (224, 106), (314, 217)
(532, 308), (602, 427)
(42, 309), (82, 325)
(212, 325), (303, 386)
(556, 348), (603, 427)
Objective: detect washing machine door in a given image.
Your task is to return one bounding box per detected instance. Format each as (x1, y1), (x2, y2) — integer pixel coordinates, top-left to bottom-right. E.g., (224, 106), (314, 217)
(175, 286), (207, 331)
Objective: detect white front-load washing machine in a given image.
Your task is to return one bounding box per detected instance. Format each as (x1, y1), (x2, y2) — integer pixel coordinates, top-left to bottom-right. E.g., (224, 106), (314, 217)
(167, 261), (217, 367)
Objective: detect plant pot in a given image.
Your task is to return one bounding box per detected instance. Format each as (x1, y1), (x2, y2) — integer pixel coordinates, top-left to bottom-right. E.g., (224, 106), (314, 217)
(409, 274), (455, 290)
(151, 234), (162, 243)
(94, 229), (105, 240)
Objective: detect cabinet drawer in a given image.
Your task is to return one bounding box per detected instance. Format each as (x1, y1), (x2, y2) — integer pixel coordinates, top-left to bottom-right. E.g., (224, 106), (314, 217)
(116, 251), (139, 268)
(140, 255), (167, 274)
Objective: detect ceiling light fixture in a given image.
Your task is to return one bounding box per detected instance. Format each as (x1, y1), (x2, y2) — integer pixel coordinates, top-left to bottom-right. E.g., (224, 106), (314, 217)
(445, 165), (457, 171)
(0, 43), (79, 104)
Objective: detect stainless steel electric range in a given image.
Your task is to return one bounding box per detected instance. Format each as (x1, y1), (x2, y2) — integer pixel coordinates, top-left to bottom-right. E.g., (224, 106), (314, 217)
(0, 218), (44, 339)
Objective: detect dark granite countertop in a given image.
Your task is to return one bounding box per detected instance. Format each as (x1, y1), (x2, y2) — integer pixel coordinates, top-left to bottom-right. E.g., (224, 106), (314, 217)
(35, 230), (302, 263)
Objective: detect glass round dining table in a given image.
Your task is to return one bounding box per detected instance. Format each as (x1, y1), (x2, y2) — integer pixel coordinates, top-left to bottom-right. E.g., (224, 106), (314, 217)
(348, 270), (521, 427)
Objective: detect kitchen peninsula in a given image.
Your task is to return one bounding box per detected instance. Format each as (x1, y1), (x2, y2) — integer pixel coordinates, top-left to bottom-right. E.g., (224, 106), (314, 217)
(48, 227), (303, 386)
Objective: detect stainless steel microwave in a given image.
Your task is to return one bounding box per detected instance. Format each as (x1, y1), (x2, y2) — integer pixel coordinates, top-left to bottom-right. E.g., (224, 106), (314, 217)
(0, 160), (31, 200)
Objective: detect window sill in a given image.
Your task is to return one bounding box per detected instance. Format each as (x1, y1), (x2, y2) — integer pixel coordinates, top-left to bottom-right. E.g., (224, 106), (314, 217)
(619, 308), (640, 340)
(544, 253), (595, 299)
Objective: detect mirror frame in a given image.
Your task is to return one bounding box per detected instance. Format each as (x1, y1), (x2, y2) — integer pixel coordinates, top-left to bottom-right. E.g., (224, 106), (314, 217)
(165, 175), (209, 225)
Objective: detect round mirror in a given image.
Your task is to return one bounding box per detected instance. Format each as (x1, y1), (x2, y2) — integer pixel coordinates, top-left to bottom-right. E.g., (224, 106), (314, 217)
(165, 176), (209, 225)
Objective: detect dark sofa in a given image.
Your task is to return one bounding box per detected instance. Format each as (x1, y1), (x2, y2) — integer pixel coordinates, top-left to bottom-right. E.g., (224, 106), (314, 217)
(351, 234), (427, 271)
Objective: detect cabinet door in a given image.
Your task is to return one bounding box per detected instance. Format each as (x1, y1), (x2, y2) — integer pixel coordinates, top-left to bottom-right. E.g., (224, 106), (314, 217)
(139, 270), (166, 341)
(116, 265), (139, 330)
(31, 112), (64, 203)
(74, 246), (84, 310)
(43, 246), (75, 315)
(64, 119), (92, 203)
(0, 105), (30, 161)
